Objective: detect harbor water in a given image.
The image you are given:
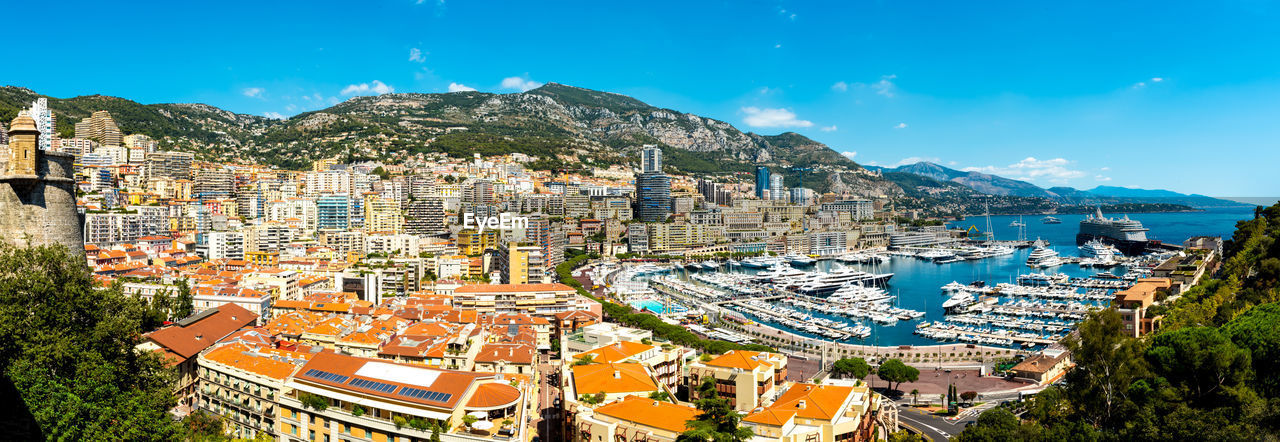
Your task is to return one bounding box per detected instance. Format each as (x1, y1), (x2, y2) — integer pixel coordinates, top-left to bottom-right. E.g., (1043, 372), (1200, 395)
(649, 207), (1257, 347)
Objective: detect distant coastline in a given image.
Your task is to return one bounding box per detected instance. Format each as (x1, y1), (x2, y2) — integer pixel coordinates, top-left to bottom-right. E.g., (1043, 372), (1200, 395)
(1215, 197), (1280, 206)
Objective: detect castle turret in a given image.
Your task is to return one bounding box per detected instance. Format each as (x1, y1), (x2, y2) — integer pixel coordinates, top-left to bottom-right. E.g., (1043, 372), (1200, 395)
(0, 112), (83, 254)
(7, 111), (38, 176)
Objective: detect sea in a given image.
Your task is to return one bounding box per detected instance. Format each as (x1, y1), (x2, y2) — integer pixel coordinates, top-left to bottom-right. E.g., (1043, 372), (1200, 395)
(642, 207), (1258, 347)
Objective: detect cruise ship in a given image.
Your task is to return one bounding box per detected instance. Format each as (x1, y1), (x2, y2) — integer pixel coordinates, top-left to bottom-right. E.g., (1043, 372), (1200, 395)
(1077, 208), (1153, 255)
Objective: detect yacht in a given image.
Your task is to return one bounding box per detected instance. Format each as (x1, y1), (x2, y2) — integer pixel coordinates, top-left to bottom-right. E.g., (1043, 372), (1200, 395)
(1078, 239), (1116, 258)
(1025, 240), (1063, 268)
(632, 264), (670, 275)
(741, 256), (784, 268)
(700, 260), (721, 270)
(942, 292), (975, 311)
(1010, 217), (1027, 227)
(1041, 216), (1062, 224)
(753, 263), (809, 281)
(794, 267), (894, 296)
(787, 255), (817, 266)
(941, 281), (969, 292)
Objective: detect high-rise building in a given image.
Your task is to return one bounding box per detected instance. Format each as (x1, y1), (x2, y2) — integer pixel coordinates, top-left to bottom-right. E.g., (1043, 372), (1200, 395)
(641, 145), (662, 173)
(754, 166), (771, 199)
(634, 172), (672, 222)
(122, 134), (158, 152)
(146, 151), (194, 181)
(28, 98), (54, 151)
(769, 173), (785, 201)
(74, 110), (123, 147)
(497, 241), (549, 284)
(316, 194), (351, 230)
(363, 194), (403, 234)
(194, 166), (234, 200)
(404, 198), (446, 236)
(525, 214), (564, 273)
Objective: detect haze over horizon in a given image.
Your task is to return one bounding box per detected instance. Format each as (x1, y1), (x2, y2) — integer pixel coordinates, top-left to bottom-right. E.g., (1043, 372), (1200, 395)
(3, 0), (1278, 196)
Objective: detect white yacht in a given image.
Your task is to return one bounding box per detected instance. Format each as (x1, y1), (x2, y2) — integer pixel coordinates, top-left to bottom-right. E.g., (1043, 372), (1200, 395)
(1079, 239), (1117, 258)
(787, 255), (817, 266)
(941, 281), (968, 292)
(1025, 240), (1063, 268)
(942, 292), (975, 311)
(794, 267), (894, 296)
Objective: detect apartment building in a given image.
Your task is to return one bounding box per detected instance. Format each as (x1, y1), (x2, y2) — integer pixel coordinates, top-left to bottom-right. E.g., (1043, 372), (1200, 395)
(685, 350), (788, 412)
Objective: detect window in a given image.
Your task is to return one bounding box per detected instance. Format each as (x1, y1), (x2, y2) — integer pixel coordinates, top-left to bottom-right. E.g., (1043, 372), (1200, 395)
(309, 429), (315, 441)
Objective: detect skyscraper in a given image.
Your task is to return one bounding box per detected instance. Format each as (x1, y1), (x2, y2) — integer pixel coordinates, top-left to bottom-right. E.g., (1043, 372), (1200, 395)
(641, 145), (662, 173)
(634, 172), (672, 222)
(28, 98), (54, 151)
(755, 166), (771, 199)
(769, 174), (785, 201)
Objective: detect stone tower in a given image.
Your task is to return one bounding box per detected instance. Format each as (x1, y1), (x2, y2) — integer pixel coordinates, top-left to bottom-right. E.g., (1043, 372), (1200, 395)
(0, 112), (84, 254)
(7, 111), (37, 176)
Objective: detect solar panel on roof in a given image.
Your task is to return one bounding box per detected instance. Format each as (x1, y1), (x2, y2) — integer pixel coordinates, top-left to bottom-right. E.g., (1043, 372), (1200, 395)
(304, 368), (349, 384)
(347, 378), (399, 393)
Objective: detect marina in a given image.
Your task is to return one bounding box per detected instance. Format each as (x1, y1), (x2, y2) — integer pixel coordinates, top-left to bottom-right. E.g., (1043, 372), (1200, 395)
(605, 209), (1252, 351)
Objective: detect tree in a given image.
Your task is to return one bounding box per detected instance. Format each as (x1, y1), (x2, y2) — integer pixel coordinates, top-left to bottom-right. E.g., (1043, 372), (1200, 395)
(0, 244), (185, 440)
(183, 411), (226, 441)
(887, 430), (926, 442)
(648, 390), (671, 401)
(1062, 309), (1149, 429)
(462, 414), (478, 429)
(910, 388), (920, 405)
(572, 354), (596, 366)
(954, 408), (1028, 442)
(832, 357), (871, 380)
(173, 278), (194, 320)
(876, 359), (919, 393)
(678, 377), (754, 442)
(961, 391), (978, 406)
(299, 392), (329, 411)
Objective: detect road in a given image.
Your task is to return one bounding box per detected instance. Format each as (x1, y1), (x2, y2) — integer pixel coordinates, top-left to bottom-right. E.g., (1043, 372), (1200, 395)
(895, 402), (976, 442)
(533, 354), (562, 442)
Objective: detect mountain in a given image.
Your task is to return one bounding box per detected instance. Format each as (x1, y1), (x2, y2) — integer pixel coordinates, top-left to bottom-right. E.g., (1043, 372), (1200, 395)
(0, 83), (900, 196)
(880, 161), (1249, 209)
(1087, 185), (1195, 199)
(872, 161), (1055, 198)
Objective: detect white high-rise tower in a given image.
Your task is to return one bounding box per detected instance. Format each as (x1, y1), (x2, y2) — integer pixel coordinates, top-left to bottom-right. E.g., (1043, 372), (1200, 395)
(29, 98), (55, 151)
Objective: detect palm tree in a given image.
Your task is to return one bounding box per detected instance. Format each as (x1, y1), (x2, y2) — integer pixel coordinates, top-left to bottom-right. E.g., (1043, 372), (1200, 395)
(910, 389), (919, 405)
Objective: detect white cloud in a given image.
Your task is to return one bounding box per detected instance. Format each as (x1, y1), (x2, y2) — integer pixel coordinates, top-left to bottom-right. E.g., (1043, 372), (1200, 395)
(1151, 77), (1164, 82)
(1132, 81), (1147, 89)
(873, 74), (897, 97)
(893, 122), (908, 129)
(263, 112), (286, 120)
(831, 81), (848, 92)
(962, 157), (1087, 184)
(409, 48), (426, 63)
(740, 107), (813, 128)
(883, 156), (939, 167)
(242, 87), (263, 98)
(341, 80), (395, 95)
(501, 76), (542, 92)
(840, 151), (857, 160)
(1099, 166), (1111, 171)
(1095, 175), (1112, 181)
(821, 125), (838, 132)
(774, 43), (782, 48)
(447, 82), (476, 92)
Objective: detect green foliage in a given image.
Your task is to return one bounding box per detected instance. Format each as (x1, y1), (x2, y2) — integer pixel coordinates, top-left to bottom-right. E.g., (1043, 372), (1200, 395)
(371, 166), (391, 180)
(572, 354), (596, 366)
(831, 357), (871, 380)
(648, 390), (671, 401)
(393, 416), (408, 429)
(183, 411), (226, 441)
(298, 392), (329, 411)
(886, 429), (925, 442)
(173, 278), (194, 320)
(875, 359), (919, 392)
(1222, 303), (1280, 396)
(352, 405), (365, 417)
(0, 244), (184, 440)
(678, 377), (754, 442)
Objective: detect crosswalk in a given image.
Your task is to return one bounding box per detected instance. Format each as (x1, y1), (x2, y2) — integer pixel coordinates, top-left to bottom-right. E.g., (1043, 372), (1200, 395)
(952, 401), (999, 420)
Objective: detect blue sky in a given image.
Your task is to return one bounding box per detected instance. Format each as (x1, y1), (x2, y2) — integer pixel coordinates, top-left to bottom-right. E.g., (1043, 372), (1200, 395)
(3, 1), (1278, 196)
